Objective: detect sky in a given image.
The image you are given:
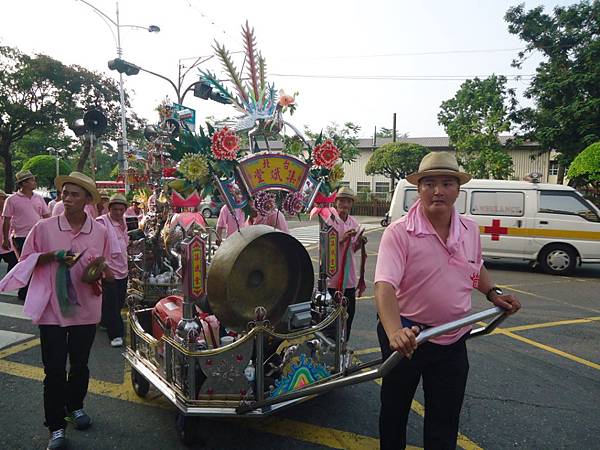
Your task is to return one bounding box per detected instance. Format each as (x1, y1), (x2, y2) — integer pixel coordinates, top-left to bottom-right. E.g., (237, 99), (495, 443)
(0, 0), (574, 138)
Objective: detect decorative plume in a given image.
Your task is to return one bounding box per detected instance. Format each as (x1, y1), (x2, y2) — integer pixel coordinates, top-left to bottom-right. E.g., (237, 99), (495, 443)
(258, 52), (267, 96)
(242, 21), (261, 102)
(213, 40), (248, 103)
(198, 70), (244, 111)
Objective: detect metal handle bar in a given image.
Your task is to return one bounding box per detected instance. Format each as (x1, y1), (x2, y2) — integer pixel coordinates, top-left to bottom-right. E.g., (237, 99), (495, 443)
(236, 306), (507, 414)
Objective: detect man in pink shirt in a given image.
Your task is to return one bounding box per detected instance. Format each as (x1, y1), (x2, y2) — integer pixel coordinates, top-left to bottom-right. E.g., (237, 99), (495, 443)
(325, 187), (366, 341)
(0, 189), (18, 274)
(2, 170), (50, 300)
(3, 171), (114, 450)
(48, 190), (61, 215)
(216, 204), (246, 245)
(52, 199), (98, 219)
(247, 200), (289, 233)
(96, 193), (129, 348)
(374, 152), (521, 450)
(96, 194), (129, 347)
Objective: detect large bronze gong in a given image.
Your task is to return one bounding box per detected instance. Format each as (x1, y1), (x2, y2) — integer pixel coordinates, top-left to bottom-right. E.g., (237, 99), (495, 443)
(207, 225), (314, 332)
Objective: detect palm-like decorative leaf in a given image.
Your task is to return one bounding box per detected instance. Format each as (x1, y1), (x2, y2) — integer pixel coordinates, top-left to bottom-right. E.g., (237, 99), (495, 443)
(198, 69), (244, 111)
(258, 52), (267, 94)
(242, 21), (261, 102)
(213, 41), (248, 103)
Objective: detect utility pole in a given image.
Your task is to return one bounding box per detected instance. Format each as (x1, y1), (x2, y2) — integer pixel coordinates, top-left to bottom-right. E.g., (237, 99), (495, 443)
(392, 113), (397, 142)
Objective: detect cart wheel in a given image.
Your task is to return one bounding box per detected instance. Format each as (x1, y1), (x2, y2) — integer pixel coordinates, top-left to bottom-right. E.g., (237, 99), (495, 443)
(131, 368), (150, 397)
(175, 412), (196, 446)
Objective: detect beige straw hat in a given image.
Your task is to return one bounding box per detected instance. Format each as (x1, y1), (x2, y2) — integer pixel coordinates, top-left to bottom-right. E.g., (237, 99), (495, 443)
(406, 151), (471, 185)
(55, 171), (101, 204)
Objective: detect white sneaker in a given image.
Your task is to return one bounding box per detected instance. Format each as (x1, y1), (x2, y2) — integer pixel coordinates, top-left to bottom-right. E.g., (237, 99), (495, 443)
(110, 337), (123, 347)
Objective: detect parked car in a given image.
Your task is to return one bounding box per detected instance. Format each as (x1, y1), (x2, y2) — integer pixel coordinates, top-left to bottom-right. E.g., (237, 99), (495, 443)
(199, 195), (224, 219)
(387, 178), (600, 275)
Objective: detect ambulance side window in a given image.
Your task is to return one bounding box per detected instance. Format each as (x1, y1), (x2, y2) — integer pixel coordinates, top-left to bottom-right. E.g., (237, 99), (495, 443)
(539, 191), (600, 222)
(470, 191), (524, 216)
(403, 189), (466, 213)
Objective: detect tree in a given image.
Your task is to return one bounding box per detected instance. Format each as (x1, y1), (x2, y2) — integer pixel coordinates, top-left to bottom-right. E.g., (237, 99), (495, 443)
(567, 141), (600, 190)
(505, 1), (600, 184)
(21, 155), (72, 189)
(365, 142), (429, 186)
(375, 127), (408, 140)
(438, 75), (515, 179)
(0, 45), (143, 192)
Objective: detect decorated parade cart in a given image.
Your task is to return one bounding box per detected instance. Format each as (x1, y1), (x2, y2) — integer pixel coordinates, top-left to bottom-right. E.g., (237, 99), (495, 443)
(123, 24), (512, 445)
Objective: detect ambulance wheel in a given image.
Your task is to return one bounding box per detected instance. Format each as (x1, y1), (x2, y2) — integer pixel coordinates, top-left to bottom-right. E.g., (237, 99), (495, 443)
(131, 369), (150, 397)
(175, 412), (196, 446)
(539, 244), (577, 275)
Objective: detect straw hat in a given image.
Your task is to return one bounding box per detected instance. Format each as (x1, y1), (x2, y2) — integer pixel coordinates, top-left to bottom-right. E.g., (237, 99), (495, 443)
(405, 151), (471, 186)
(336, 186), (356, 201)
(15, 170), (35, 184)
(55, 171), (101, 204)
(108, 193), (128, 207)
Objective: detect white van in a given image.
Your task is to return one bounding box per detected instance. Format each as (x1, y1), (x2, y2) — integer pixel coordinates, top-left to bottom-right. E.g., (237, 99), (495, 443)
(388, 179), (600, 275)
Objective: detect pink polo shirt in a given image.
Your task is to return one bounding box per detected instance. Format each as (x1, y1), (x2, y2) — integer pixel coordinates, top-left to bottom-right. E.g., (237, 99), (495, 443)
(326, 212), (360, 290)
(247, 209), (289, 233)
(20, 214), (112, 326)
(374, 199), (483, 345)
(96, 214), (129, 280)
(217, 205), (246, 237)
(52, 201), (98, 219)
(1, 192), (49, 237)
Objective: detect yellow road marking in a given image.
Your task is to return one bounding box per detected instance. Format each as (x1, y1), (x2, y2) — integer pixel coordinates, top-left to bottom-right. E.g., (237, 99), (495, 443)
(0, 337), (40, 359)
(357, 295), (374, 301)
(354, 347), (380, 356)
(498, 329), (600, 371)
(502, 316), (600, 333)
(497, 285), (600, 313)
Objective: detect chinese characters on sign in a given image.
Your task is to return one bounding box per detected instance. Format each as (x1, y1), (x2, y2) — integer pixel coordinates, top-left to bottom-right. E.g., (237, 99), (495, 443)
(237, 153), (310, 194)
(326, 228), (339, 277)
(183, 236), (206, 300)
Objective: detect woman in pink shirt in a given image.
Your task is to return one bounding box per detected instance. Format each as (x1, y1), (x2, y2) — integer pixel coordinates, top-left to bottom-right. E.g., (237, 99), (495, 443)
(4, 171), (114, 450)
(216, 204), (246, 245)
(96, 194), (129, 348)
(246, 199), (289, 233)
(374, 152), (521, 450)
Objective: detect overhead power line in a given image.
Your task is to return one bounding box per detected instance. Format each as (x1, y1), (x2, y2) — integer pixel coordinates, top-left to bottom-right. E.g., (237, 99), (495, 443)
(269, 73), (535, 81)
(300, 47), (527, 60)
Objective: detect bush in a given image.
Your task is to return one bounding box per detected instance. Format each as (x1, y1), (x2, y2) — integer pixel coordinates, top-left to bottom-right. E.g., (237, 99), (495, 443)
(21, 155), (72, 189)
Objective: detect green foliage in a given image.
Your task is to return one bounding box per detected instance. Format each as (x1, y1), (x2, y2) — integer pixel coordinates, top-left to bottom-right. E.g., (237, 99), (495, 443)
(304, 122), (361, 163)
(21, 155), (72, 188)
(0, 44), (143, 192)
(567, 141), (600, 187)
(438, 75), (515, 179)
(365, 142), (429, 180)
(505, 2), (600, 171)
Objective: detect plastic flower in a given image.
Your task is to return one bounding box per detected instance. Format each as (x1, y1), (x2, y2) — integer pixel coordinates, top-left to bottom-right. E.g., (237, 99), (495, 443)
(278, 90), (295, 107)
(178, 153), (209, 182)
(282, 191), (303, 216)
(253, 191), (276, 216)
(312, 139), (340, 170)
(162, 167), (177, 178)
(211, 127), (240, 160)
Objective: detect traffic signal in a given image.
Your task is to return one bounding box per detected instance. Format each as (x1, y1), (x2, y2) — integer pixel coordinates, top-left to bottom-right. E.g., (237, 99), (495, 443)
(107, 58), (140, 76)
(193, 82), (232, 104)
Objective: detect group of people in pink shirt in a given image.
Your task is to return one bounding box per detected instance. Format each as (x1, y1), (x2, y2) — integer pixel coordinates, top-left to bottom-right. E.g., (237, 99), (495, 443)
(0, 170), (131, 449)
(0, 150), (524, 449)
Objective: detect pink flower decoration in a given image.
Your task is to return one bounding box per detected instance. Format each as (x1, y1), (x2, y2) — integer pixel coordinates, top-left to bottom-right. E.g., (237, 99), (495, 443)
(211, 127), (240, 160)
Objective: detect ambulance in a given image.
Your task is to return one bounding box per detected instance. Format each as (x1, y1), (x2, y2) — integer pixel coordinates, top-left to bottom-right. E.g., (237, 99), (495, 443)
(388, 178), (600, 275)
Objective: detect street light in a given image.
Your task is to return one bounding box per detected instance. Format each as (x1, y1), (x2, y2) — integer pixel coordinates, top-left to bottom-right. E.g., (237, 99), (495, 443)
(47, 147), (67, 178)
(76, 0), (159, 192)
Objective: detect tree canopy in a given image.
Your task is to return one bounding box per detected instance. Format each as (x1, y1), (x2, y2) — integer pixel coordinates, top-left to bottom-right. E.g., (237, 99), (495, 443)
(567, 141), (600, 189)
(365, 142), (429, 181)
(21, 155), (72, 189)
(505, 1), (600, 182)
(438, 75), (515, 179)
(0, 45), (143, 192)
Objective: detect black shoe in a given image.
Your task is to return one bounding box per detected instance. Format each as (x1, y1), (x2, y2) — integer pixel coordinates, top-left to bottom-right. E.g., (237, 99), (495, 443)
(47, 429), (67, 449)
(66, 409), (92, 430)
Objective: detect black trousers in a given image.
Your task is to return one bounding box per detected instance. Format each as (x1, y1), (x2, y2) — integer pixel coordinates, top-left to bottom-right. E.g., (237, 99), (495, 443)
(39, 324), (96, 431)
(101, 277), (128, 340)
(377, 322), (469, 450)
(0, 250), (18, 273)
(328, 287), (356, 341)
(13, 237), (28, 300)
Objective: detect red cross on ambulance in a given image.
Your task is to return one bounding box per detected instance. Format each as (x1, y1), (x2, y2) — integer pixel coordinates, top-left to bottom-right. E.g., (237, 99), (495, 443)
(484, 219), (509, 241)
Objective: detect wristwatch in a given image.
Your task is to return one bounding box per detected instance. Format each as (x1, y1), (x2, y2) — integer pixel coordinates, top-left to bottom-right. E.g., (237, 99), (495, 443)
(486, 287), (503, 302)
